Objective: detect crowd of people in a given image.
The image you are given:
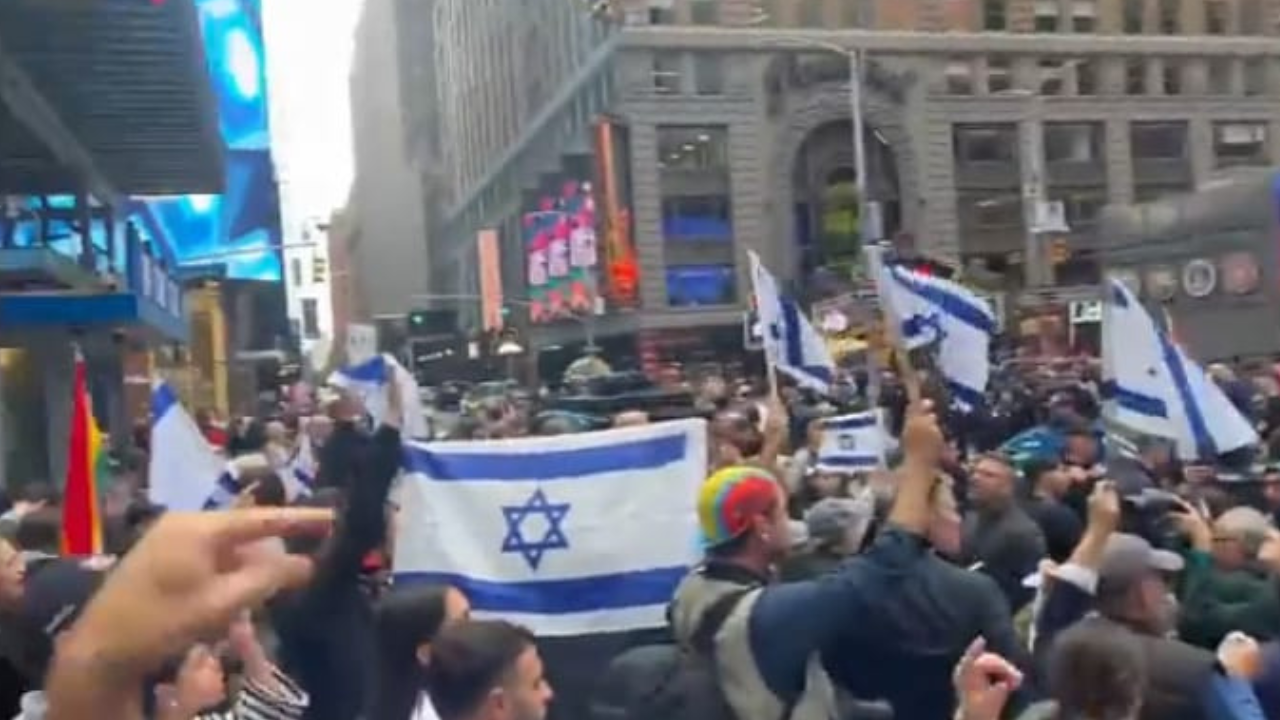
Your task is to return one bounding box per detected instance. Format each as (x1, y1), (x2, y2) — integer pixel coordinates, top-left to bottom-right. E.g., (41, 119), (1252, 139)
(0, 353), (1277, 720)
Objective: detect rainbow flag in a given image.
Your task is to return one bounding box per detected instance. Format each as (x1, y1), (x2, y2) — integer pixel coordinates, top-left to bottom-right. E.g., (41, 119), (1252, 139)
(61, 351), (104, 556)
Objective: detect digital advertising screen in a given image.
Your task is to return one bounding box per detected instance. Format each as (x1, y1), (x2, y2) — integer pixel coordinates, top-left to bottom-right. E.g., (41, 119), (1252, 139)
(136, 0), (283, 282)
(523, 180), (599, 324)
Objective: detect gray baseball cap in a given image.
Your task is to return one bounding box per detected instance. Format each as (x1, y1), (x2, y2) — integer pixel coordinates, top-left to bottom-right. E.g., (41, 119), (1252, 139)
(1099, 533), (1184, 586)
(805, 497), (874, 548)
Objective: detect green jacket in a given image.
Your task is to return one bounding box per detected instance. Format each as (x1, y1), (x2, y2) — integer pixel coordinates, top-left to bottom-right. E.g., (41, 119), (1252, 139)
(1178, 549), (1280, 649)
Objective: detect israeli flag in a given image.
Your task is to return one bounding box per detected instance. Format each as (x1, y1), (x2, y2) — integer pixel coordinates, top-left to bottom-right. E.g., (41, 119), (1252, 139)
(286, 426), (317, 500)
(1101, 280), (1257, 461)
(817, 410), (889, 472)
(393, 419), (707, 636)
(203, 453), (273, 510)
(748, 250), (836, 393)
(148, 381), (225, 511)
(877, 263), (996, 408)
(329, 353), (430, 438)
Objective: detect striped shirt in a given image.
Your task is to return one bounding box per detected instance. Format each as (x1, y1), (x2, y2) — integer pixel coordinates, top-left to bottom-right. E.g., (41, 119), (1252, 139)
(195, 666), (309, 720)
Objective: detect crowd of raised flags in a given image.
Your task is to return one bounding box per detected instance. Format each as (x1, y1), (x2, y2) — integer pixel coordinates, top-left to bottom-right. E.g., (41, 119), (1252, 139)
(55, 250), (1266, 632)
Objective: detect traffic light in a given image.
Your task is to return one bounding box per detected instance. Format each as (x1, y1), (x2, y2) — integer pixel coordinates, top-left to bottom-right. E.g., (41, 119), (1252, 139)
(408, 310), (429, 336)
(312, 256), (327, 283)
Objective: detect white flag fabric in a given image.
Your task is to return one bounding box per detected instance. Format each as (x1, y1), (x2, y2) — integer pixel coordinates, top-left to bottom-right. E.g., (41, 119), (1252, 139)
(329, 353), (429, 438)
(393, 419), (707, 636)
(877, 264), (995, 408)
(1101, 279), (1257, 461)
(748, 250), (836, 393)
(147, 381), (225, 511)
(817, 410), (889, 472)
(286, 422), (318, 500)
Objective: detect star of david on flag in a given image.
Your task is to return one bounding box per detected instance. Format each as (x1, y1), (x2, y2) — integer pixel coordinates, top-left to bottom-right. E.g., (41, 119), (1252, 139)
(393, 419), (707, 636)
(501, 489), (571, 570)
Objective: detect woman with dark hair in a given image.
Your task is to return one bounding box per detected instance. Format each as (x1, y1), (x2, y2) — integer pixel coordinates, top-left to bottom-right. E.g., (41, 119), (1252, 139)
(370, 585), (470, 720)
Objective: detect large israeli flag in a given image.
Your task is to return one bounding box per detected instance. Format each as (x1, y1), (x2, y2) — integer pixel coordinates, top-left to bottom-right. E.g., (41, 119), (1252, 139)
(394, 419), (707, 636)
(748, 250), (836, 393)
(1102, 280), (1257, 461)
(148, 381), (225, 511)
(877, 263), (996, 408)
(817, 410), (890, 472)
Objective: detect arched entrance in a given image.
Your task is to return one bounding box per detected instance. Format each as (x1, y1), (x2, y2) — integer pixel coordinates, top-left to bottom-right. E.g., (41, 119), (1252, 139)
(791, 119), (900, 293)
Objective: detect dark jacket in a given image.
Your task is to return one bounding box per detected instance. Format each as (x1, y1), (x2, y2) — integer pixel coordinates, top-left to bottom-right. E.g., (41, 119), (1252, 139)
(272, 424), (401, 720)
(825, 552), (1030, 720)
(963, 504), (1046, 611)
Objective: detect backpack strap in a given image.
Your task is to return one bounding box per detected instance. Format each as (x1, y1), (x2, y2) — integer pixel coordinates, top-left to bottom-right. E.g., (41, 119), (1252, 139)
(688, 588), (755, 655)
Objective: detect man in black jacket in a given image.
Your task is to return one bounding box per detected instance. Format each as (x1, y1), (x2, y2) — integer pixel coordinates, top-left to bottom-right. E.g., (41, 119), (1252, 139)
(272, 379), (404, 720)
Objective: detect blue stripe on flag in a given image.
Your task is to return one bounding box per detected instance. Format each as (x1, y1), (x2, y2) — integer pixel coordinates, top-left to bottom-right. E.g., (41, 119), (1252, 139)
(402, 433), (689, 481)
(780, 299), (833, 387)
(818, 455), (882, 469)
(1100, 380), (1169, 419)
(947, 381), (986, 409)
(151, 383), (179, 424)
(1156, 332), (1214, 458)
(394, 565), (687, 615)
(342, 356), (386, 383)
(202, 470), (240, 509)
(892, 268), (996, 335)
(825, 414), (876, 431)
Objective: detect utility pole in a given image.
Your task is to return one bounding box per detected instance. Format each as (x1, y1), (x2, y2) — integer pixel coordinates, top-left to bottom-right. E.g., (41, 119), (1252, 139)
(1018, 92), (1051, 288)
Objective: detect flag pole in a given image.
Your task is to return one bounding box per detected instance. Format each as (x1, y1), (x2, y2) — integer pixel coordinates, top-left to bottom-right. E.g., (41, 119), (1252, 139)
(866, 245), (923, 405)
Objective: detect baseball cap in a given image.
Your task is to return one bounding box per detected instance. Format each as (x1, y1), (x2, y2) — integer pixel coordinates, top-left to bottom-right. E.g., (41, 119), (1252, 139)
(1098, 533), (1184, 588)
(805, 497), (874, 548)
(20, 557), (111, 681)
(697, 465), (781, 548)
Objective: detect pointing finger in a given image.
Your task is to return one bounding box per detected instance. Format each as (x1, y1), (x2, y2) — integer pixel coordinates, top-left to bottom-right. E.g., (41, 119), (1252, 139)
(207, 508), (335, 547)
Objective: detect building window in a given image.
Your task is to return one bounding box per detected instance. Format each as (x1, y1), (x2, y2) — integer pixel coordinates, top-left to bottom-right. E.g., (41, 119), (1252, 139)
(1122, 0), (1144, 33)
(1040, 59), (1066, 95)
(690, 0), (719, 24)
(1162, 61), (1181, 95)
(987, 56), (1013, 93)
(657, 126), (729, 170)
(301, 298), (320, 339)
(1130, 121), (1188, 160)
(960, 193), (1024, 229)
(693, 54), (725, 95)
(1125, 58), (1146, 95)
(1157, 0), (1179, 33)
(945, 61), (974, 94)
(1045, 123), (1103, 163)
(1075, 60), (1098, 94)
(1244, 59), (1266, 96)
(1205, 0), (1229, 33)
(1239, 0), (1263, 34)
(983, 0), (1008, 30)
(290, 257), (303, 286)
(1034, 0), (1059, 31)
(666, 265), (737, 306)
(1051, 189), (1107, 226)
(662, 196), (733, 241)
(1071, 0), (1098, 31)
(649, 5), (676, 24)
(652, 54), (682, 94)
(954, 124), (1018, 163)
(1133, 184), (1190, 203)
(1214, 122), (1269, 167)
(1207, 59), (1231, 95)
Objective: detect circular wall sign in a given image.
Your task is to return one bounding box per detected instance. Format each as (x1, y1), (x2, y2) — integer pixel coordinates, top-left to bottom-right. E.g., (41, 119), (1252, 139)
(1182, 259), (1218, 298)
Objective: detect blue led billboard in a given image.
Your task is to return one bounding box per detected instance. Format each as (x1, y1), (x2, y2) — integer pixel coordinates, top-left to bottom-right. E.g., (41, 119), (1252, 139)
(137, 0), (283, 282)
